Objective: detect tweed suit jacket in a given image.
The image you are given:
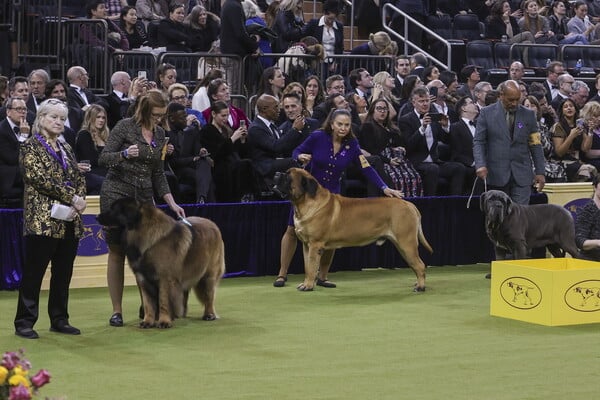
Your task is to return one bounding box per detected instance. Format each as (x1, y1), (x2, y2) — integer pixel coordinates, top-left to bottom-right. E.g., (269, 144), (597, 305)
(473, 101), (545, 187)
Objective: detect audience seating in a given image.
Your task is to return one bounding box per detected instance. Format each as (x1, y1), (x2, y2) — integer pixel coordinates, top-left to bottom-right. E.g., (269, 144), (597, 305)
(526, 45), (558, 76)
(466, 40), (507, 84)
(452, 14), (485, 42)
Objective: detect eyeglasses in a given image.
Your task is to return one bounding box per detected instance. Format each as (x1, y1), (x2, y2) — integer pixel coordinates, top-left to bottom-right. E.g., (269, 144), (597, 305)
(8, 107), (27, 112)
(375, 106), (389, 112)
(171, 95), (187, 101)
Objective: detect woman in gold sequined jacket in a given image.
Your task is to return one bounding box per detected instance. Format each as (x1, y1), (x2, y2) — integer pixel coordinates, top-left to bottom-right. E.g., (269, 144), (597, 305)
(98, 89), (185, 327)
(14, 99), (87, 339)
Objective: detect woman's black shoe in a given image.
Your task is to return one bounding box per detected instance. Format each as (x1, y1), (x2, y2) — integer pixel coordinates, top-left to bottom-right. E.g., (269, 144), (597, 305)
(109, 312), (123, 327)
(15, 327), (39, 339)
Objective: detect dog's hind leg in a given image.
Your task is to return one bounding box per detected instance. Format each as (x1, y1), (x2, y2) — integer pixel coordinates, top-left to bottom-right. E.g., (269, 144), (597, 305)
(391, 237), (426, 292)
(156, 279), (175, 328)
(194, 275), (219, 321)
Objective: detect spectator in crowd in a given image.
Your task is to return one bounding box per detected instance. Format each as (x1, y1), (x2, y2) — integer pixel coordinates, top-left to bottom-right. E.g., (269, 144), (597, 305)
(186, 4), (221, 52)
(439, 70), (460, 108)
(580, 101), (600, 172)
(428, 79), (458, 123)
(119, 6), (148, 49)
(257, 66), (287, 101)
(136, 0), (169, 22)
(456, 65), (481, 100)
(529, 82), (558, 128)
(301, 0), (344, 76)
(422, 66), (440, 86)
(575, 174), (600, 261)
(398, 86), (466, 196)
(0, 76), (35, 124)
(350, 31), (397, 74)
(473, 81), (493, 112)
(0, 76), (8, 105)
(567, 0), (600, 44)
(166, 102), (214, 203)
(304, 74), (325, 116)
(26, 69), (49, 113)
(157, 3), (191, 52)
(347, 92), (368, 123)
(371, 70), (401, 115)
(192, 69), (223, 113)
(392, 55), (411, 98)
(548, 0), (589, 44)
(348, 68), (374, 106)
(397, 75), (422, 114)
(14, 99), (86, 339)
(359, 98), (423, 197)
(106, 71), (132, 129)
(45, 79), (84, 135)
(509, 61), (525, 82)
(273, 108), (403, 288)
(282, 82), (310, 116)
(0, 97), (30, 207)
(449, 96), (480, 191)
(247, 94), (299, 184)
(409, 52), (428, 81)
(155, 63), (178, 95)
(324, 93), (362, 128)
(272, 0), (305, 53)
(82, 0), (130, 53)
(168, 83), (207, 127)
(106, 0), (128, 19)
(544, 61), (565, 103)
(220, 0), (260, 93)
(99, 90), (185, 327)
(474, 80), (546, 204)
(551, 73), (575, 111)
(66, 66), (109, 111)
(485, 0), (535, 44)
(75, 104), (110, 195)
(201, 78), (250, 129)
(279, 91), (319, 144)
(571, 80), (590, 109)
(551, 97), (595, 181)
(199, 100), (259, 202)
(312, 74), (345, 122)
(243, 0), (273, 69)
(518, 0), (557, 44)
(523, 95), (567, 182)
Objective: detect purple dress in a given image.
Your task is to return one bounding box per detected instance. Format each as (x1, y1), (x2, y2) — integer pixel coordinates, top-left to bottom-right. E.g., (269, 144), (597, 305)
(287, 130), (387, 225)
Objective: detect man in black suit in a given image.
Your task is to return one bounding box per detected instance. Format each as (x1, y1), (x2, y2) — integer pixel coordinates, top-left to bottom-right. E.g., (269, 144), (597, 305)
(247, 94), (302, 184)
(279, 92), (319, 152)
(26, 69), (50, 114)
(0, 76), (35, 124)
(398, 86), (466, 196)
(106, 71), (132, 129)
(0, 98), (30, 207)
(550, 73), (575, 112)
(409, 52), (428, 80)
(450, 96), (481, 194)
(348, 68), (373, 106)
(392, 55), (411, 98)
(66, 66), (108, 111)
(543, 61), (565, 104)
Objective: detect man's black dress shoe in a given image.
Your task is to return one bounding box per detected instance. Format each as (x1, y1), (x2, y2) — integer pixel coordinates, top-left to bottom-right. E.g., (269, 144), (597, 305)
(50, 323), (81, 335)
(109, 312), (123, 327)
(15, 327), (39, 339)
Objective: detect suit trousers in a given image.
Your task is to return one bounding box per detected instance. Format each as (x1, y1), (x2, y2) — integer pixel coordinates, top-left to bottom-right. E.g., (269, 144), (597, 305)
(416, 160), (466, 196)
(14, 223), (79, 330)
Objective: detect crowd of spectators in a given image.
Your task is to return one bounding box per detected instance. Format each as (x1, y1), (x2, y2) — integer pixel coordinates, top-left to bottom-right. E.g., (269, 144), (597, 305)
(3, 0), (600, 208)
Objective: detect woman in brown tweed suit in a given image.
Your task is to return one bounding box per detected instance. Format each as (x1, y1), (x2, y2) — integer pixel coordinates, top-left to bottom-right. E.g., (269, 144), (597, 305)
(99, 89), (185, 327)
(14, 99), (87, 339)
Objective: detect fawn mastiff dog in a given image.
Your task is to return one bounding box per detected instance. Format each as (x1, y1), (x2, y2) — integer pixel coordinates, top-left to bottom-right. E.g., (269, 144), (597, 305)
(97, 198), (225, 328)
(480, 190), (580, 259)
(274, 168), (432, 291)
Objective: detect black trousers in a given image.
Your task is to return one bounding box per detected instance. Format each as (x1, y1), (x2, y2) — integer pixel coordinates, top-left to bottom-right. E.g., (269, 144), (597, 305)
(416, 161), (466, 196)
(14, 223), (79, 330)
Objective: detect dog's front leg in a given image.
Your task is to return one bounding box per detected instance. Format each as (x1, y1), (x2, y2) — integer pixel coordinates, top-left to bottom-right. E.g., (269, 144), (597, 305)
(297, 242), (322, 291)
(137, 274), (156, 329)
(157, 279), (174, 328)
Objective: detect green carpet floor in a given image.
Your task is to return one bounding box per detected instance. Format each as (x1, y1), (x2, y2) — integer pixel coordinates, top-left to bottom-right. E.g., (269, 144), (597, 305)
(1, 265), (599, 399)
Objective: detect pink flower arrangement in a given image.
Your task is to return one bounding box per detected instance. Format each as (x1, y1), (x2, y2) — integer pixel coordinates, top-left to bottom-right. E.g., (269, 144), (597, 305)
(0, 350), (51, 400)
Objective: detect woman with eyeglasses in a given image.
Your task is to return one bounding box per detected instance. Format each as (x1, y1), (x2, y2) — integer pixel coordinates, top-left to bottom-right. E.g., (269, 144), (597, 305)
(98, 89), (185, 327)
(14, 99), (87, 339)
(359, 98), (423, 198)
(273, 108), (404, 289)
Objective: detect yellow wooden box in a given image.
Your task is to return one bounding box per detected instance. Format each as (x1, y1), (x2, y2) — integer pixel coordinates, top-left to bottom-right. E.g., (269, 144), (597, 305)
(490, 258), (600, 326)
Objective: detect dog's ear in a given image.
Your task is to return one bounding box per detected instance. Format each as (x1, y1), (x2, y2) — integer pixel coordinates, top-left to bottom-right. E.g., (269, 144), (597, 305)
(302, 175), (319, 198)
(504, 194), (513, 216)
(480, 191), (488, 211)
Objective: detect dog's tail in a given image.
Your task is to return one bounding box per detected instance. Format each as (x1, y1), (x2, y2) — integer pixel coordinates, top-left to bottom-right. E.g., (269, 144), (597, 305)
(418, 221), (433, 254)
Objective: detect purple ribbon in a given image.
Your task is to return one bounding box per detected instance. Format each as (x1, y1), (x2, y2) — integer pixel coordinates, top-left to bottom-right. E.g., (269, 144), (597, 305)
(35, 133), (69, 171)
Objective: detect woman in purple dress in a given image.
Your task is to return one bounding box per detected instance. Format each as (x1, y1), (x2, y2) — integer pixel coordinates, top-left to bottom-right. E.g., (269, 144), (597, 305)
(273, 109), (403, 289)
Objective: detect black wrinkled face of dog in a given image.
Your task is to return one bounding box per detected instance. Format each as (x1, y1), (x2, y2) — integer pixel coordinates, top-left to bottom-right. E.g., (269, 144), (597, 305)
(272, 171), (291, 199)
(481, 190), (513, 227)
(96, 197), (143, 230)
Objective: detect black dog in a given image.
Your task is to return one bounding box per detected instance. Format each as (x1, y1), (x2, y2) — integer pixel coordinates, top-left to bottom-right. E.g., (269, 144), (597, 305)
(480, 190), (580, 260)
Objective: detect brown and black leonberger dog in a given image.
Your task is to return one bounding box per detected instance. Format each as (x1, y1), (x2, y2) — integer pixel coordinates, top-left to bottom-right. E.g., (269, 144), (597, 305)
(97, 198), (225, 328)
(274, 168), (432, 292)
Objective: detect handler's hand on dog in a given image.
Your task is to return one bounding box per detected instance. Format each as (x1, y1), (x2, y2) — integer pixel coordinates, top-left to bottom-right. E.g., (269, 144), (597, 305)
(383, 188), (403, 198)
(171, 204), (185, 219)
(297, 153), (312, 165)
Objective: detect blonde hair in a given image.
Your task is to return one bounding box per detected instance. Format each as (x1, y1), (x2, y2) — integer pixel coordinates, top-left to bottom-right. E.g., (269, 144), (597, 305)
(80, 104), (109, 144)
(580, 101), (600, 124)
(33, 99), (68, 135)
(168, 83), (189, 98)
(369, 31), (397, 55)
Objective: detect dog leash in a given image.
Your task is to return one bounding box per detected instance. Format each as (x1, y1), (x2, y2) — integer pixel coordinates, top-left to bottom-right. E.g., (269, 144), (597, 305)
(179, 217), (193, 227)
(466, 177), (487, 209)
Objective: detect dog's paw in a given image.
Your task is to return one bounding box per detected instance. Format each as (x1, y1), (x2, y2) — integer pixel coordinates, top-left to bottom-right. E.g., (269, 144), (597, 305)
(139, 319), (156, 329)
(202, 313), (217, 321)
(413, 286), (426, 292)
(157, 320), (173, 329)
(296, 282), (314, 291)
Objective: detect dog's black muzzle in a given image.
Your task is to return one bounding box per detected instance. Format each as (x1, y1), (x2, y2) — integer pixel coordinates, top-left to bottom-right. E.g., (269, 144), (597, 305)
(272, 171), (290, 199)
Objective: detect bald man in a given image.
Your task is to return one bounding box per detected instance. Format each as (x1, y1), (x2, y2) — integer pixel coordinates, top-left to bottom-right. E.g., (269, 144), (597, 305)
(247, 94), (304, 186)
(473, 80), (545, 205)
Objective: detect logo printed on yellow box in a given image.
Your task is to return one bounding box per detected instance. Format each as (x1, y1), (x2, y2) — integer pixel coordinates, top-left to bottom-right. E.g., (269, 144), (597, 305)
(500, 277), (542, 309)
(564, 280), (600, 312)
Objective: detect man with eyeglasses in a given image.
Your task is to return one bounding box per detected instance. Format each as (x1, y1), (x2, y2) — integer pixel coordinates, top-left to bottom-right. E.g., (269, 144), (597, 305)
(167, 83), (206, 128)
(0, 98), (30, 207)
(550, 73), (575, 112)
(312, 74), (345, 123)
(0, 76), (35, 124)
(570, 80), (590, 109)
(543, 61), (565, 103)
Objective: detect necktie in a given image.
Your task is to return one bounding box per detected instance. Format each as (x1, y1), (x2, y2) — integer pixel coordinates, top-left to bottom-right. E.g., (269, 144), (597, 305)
(270, 123), (280, 139)
(552, 85), (559, 89)
(13, 126), (20, 136)
(469, 120), (476, 127)
(419, 114), (425, 119)
(506, 111), (515, 139)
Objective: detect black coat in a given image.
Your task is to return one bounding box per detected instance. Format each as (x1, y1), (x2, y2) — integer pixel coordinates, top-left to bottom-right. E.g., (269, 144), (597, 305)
(157, 18), (191, 52)
(219, 0), (258, 56)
